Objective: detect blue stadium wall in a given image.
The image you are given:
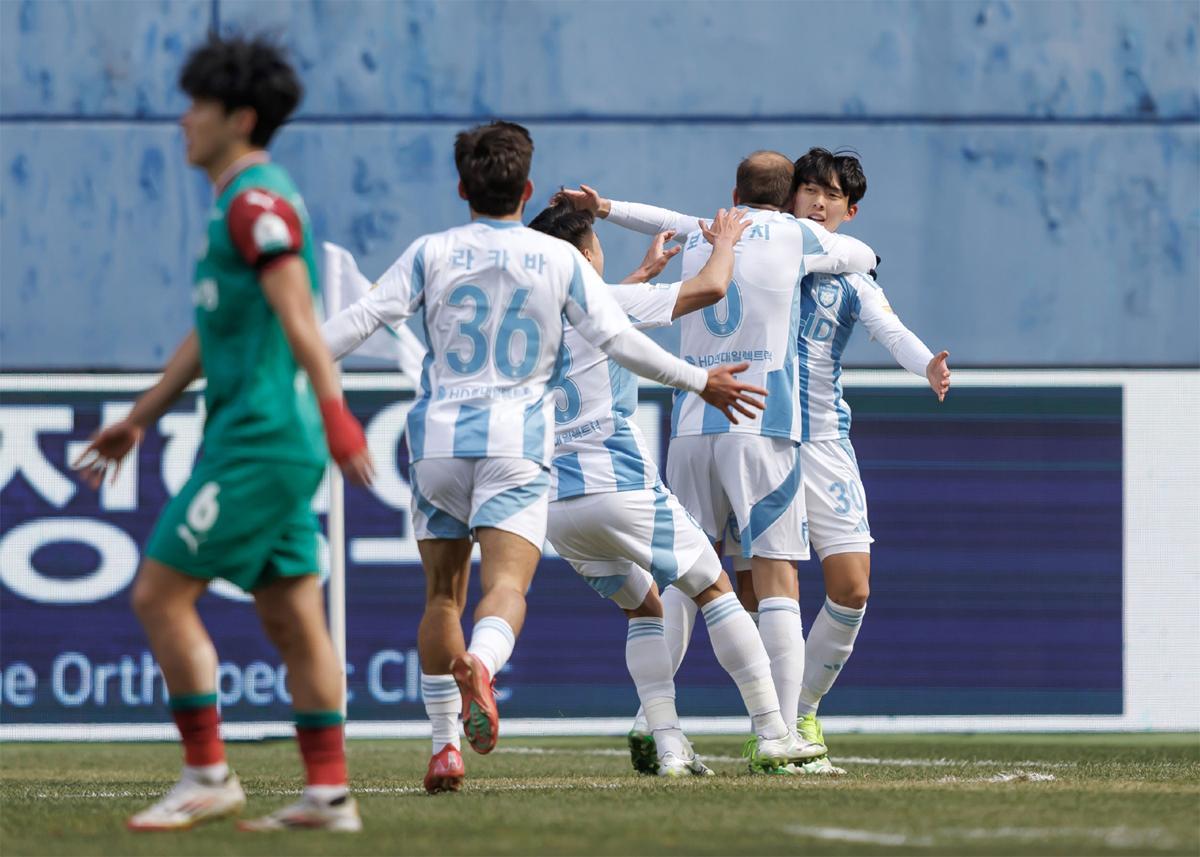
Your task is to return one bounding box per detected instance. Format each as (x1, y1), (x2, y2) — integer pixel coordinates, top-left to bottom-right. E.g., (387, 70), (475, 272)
(2, 0), (1198, 369)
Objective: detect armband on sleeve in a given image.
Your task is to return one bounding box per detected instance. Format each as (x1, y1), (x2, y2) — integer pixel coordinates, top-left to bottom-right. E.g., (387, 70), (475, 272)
(227, 189), (304, 271)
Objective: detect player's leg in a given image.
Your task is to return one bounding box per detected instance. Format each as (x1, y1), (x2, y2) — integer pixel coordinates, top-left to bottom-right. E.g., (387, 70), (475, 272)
(410, 459), (475, 792)
(722, 435), (813, 743)
(125, 461), (275, 831)
(802, 550), (869, 711)
(240, 573), (361, 831)
(547, 490), (702, 776)
(455, 458), (549, 754)
(416, 536), (473, 793)
(125, 558), (247, 830)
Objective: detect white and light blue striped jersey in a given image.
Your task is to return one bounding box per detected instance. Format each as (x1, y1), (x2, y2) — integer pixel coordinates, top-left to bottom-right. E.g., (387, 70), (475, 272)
(671, 208), (859, 442)
(798, 271), (935, 440)
(341, 220), (634, 466)
(550, 281), (681, 500)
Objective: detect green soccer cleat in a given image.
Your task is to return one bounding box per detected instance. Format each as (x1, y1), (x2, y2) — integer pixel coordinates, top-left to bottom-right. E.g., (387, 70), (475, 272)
(796, 713), (829, 755)
(627, 730), (659, 775)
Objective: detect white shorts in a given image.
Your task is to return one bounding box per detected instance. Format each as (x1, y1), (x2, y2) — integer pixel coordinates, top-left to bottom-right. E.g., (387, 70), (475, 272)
(802, 438), (873, 559)
(666, 434), (809, 561)
(726, 438), (872, 567)
(547, 484), (720, 609)
(410, 457), (549, 549)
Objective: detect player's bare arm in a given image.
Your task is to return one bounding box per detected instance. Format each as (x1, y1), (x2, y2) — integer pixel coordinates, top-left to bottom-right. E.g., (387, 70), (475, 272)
(619, 231), (680, 283)
(72, 331), (202, 489)
(260, 256), (375, 486)
(669, 208), (751, 319)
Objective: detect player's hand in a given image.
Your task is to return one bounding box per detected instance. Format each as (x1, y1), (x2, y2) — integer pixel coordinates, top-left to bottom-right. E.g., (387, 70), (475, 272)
(700, 208), (752, 248)
(926, 350), (951, 402)
(700, 362), (768, 424)
(71, 419), (143, 489)
(558, 184), (610, 217)
(628, 231), (680, 281)
(319, 398), (375, 486)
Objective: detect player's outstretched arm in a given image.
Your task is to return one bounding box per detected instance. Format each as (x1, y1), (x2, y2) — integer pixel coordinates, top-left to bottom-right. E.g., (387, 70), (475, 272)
(72, 331), (202, 488)
(670, 208), (751, 319)
(852, 274), (951, 402)
(799, 221), (877, 276)
(262, 257), (375, 486)
(559, 184), (700, 240)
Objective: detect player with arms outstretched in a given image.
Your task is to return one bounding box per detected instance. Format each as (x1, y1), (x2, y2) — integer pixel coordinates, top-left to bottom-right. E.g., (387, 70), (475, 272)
(320, 122), (766, 792)
(530, 199), (815, 776)
(73, 36), (373, 832)
(727, 148), (951, 772)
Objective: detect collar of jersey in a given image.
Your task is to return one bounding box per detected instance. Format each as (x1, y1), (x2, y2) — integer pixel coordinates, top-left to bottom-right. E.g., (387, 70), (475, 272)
(214, 151), (270, 196)
(473, 218), (523, 229)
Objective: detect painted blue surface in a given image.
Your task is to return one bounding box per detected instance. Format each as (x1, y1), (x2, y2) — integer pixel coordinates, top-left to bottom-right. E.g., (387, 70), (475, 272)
(1, 0), (1197, 367)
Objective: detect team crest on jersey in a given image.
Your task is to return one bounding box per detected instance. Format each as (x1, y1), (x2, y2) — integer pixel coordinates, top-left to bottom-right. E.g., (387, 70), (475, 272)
(816, 280), (840, 309)
(253, 212), (291, 253)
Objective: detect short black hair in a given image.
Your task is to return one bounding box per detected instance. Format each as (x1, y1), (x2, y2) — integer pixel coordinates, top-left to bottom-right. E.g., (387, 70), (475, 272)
(791, 147), (867, 206)
(528, 197), (595, 251)
(735, 150), (794, 208)
(454, 121), (535, 216)
(179, 34), (302, 148)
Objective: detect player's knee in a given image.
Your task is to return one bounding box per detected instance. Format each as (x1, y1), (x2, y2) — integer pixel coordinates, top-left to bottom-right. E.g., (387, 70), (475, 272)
(129, 579), (157, 623)
(828, 582), (869, 610)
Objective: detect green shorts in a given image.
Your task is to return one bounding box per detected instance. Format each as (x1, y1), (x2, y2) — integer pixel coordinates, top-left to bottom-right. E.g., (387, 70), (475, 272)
(145, 458), (324, 592)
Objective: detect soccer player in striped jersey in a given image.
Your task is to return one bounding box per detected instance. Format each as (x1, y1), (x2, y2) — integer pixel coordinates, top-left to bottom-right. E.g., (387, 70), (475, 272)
(321, 122), (767, 792)
(530, 199), (817, 776)
(73, 36), (372, 832)
(560, 153), (877, 772)
(727, 148), (951, 772)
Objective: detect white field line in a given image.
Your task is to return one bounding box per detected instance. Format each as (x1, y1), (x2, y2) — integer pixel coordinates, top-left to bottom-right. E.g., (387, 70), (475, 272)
(26, 780), (623, 801)
(786, 825), (1181, 851)
(497, 746), (1074, 769)
(784, 826), (934, 847)
(937, 770), (1058, 783)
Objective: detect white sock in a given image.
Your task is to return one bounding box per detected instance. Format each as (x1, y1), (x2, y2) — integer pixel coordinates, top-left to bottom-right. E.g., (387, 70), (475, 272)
(757, 596), (805, 727)
(633, 587), (698, 734)
(701, 592), (787, 741)
(421, 672), (461, 754)
(304, 783), (349, 803)
(626, 617), (685, 759)
(799, 597), (866, 715)
(184, 762), (229, 785)
(468, 615), (516, 678)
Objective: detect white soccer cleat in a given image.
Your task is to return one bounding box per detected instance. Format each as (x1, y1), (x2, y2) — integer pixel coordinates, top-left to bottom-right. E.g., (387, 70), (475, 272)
(657, 751), (716, 778)
(126, 771), (246, 832)
(787, 755), (847, 775)
(238, 793), (362, 832)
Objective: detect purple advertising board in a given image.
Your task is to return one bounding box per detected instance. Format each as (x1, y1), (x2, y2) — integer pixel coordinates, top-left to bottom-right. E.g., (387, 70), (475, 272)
(0, 376), (1122, 726)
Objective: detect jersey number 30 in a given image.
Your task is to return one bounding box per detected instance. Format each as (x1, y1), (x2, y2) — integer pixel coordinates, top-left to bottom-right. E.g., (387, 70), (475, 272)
(446, 284), (543, 379)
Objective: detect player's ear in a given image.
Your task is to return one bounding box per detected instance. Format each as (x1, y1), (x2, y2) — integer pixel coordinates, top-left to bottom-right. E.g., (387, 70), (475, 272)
(843, 204), (859, 223)
(458, 180), (469, 201)
(731, 188), (740, 207)
(522, 180), (534, 202)
(231, 106), (257, 143)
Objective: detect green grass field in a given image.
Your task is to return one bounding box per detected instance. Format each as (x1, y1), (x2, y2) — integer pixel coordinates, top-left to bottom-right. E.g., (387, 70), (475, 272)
(2, 733), (1197, 856)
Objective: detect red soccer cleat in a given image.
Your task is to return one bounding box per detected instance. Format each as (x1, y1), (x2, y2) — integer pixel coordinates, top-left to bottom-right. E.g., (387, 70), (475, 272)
(424, 743), (465, 795)
(450, 652), (499, 754)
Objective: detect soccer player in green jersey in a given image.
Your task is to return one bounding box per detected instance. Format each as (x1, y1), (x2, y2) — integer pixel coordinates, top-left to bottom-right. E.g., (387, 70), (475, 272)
(73, 35), (372, 833)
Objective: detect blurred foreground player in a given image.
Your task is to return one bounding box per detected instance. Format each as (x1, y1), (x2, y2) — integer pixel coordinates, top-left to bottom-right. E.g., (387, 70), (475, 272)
(321, 122), (765, 792)
(532, 201), (815, 776)
(73, 35), (372, 832)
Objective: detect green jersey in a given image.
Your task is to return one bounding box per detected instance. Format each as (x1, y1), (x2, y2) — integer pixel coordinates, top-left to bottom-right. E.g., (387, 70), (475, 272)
(191, 159), (326, 467)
